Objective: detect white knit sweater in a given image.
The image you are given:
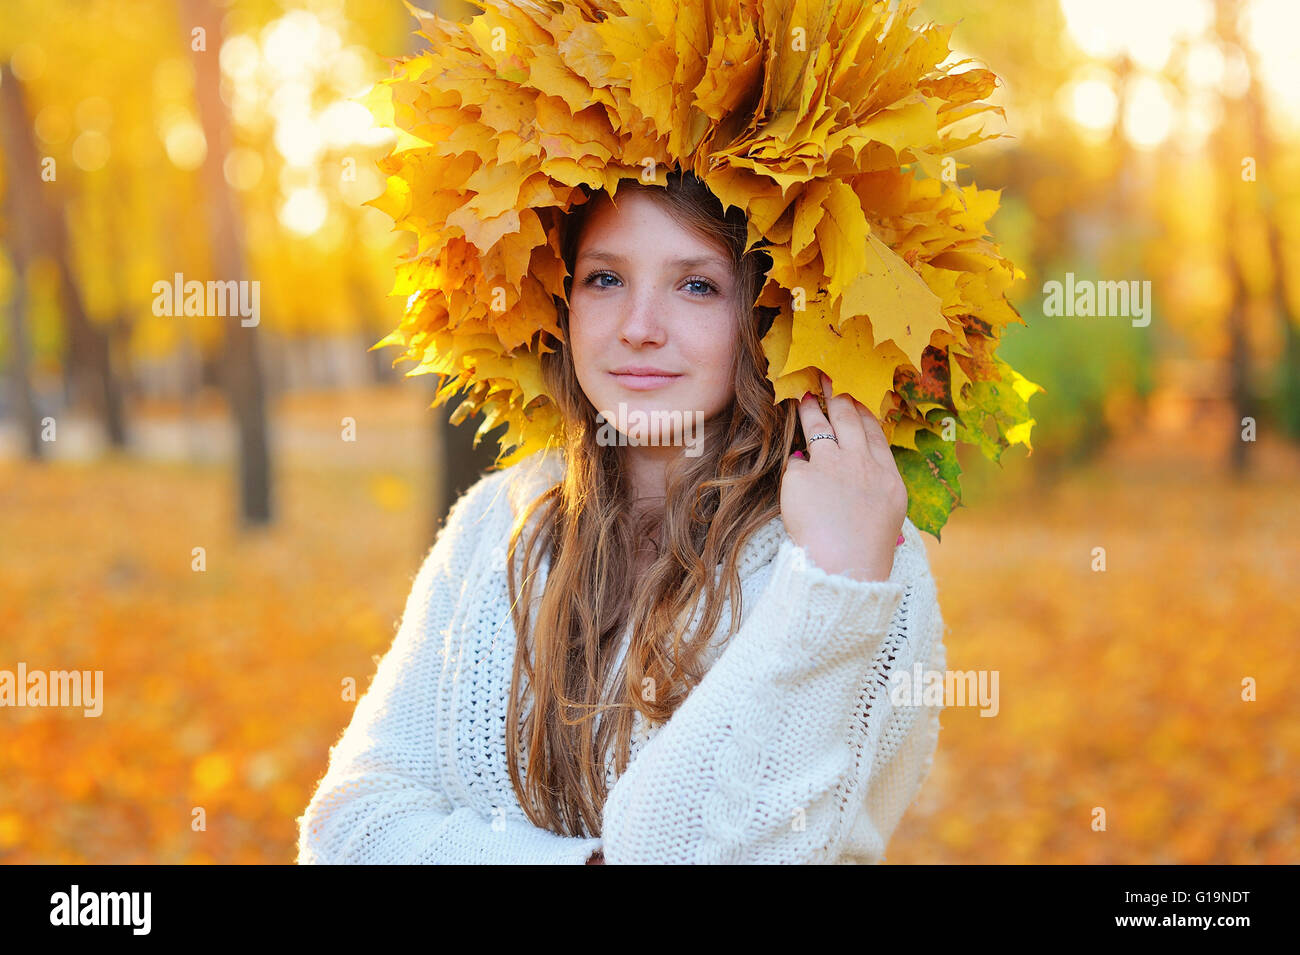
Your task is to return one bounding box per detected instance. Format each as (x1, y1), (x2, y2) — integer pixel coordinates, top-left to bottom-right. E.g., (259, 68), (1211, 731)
(296, 449), (946, 864)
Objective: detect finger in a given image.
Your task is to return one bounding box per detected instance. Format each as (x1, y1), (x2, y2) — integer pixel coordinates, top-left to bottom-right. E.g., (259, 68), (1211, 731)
(852, 397), (895, 465)
(796, 389), (835, 453)
(821, 372), (868, 454)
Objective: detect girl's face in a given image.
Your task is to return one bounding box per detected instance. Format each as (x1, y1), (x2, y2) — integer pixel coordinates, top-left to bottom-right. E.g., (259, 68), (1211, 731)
(567, 189), (738, 450)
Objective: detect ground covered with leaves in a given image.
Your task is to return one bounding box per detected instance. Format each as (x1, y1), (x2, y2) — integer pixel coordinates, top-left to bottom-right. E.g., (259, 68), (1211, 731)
(0, 387), (1294, 863)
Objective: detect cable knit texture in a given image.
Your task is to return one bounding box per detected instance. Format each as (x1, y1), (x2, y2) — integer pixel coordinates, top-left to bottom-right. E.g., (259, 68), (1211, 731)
(296, 449), (946, 864)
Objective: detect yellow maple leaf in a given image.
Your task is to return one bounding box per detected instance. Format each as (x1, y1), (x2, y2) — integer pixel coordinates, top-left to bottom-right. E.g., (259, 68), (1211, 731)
(783, 308), (908, 417)
(840, 232), (949, 372)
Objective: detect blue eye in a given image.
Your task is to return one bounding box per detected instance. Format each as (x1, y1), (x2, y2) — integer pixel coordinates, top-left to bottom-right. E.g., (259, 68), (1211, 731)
(580, 271), (719, 296)
(683, 278), (718, 296)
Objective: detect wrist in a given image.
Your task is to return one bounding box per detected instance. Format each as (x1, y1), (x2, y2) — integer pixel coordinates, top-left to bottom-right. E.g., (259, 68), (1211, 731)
(837, 562), (893, 582)
(806, 545), (895, 582)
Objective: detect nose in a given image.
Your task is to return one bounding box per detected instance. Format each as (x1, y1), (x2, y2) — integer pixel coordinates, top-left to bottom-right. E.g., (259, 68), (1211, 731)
(617, 288), (667, 348)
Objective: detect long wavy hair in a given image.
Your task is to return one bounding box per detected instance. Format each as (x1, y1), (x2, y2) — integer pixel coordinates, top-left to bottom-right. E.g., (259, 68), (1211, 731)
(504, 170), (800, 838)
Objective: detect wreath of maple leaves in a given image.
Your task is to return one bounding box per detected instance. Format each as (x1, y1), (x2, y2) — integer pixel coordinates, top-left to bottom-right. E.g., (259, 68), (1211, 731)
(365, 0), (1042, 535)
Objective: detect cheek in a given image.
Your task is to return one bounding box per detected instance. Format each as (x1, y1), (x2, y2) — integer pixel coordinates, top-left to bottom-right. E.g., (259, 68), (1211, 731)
(566, 302), (596, 367)
(677, 308), (734, 361)
(682, 318), (739, 407)
(566, 302), (607, 399)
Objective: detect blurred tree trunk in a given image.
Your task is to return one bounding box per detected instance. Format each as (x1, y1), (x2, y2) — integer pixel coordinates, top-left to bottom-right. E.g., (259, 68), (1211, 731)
(103, 175), (138, 414)
(429, 386), (449, 544)
(0, 226), (41, 457)
(1241, 30), (1299, 440)
(429, 387), (498, 541)
(1280, 300), (1300, 440)
(57, 221), (127, 448)
(0, 65), (43, 459)
(1223, 266), (1251, 473)
(2, 262), (41, 458)
(182, 0), (273, 525)
(1216, 0), (1254, 473)
(157, 199), (206, 455)
(1, 62), (125, 449)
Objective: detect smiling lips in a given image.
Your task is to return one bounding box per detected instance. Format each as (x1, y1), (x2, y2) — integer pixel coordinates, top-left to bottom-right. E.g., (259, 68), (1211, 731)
(609, 366), (682, 390)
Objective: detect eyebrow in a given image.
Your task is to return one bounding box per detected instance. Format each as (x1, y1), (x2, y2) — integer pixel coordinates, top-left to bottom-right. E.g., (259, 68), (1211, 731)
(577, 249), (732, 271)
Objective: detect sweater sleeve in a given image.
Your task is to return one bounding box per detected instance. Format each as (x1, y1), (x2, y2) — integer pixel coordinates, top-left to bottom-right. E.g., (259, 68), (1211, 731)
(847, 604), (946, 864)
(295, 471), (603, 865)
(599, 521), (940, 864)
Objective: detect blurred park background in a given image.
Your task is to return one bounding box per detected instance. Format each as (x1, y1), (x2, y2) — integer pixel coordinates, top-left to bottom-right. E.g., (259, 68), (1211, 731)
(0, 0), (1296, 863)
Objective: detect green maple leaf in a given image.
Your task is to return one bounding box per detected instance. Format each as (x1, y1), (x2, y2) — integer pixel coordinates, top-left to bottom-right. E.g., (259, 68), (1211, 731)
(894, 428), (963, 539)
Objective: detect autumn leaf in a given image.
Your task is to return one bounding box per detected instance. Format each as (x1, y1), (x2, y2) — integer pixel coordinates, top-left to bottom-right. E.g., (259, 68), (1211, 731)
(893, 428), (963, 538)
(365, 0), (1040, 535)
(841, 232), (950, 372)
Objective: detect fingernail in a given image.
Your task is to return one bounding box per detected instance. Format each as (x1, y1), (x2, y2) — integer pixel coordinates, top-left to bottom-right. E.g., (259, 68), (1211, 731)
(896, 533), (905, 546)
(801, 391), (812, 402)
(792, 450), (805, 460)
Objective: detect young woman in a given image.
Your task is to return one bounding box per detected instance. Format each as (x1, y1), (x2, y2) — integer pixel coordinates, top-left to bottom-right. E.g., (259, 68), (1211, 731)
(297, 170), (947, 865)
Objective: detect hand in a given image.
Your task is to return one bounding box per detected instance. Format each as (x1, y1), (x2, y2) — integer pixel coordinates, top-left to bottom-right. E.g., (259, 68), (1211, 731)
(780, 372), (908, 582)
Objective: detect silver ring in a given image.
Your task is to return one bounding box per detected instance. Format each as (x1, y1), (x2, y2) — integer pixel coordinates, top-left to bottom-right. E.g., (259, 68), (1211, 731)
(807, 432), (838, 446)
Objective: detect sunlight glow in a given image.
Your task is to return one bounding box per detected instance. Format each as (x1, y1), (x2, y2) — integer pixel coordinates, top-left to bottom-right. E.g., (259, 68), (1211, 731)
(1178, 91), (1221, 151)
(1061, 0), (1212, 69)
(217, 8), (386, 237)
(280, 187), (328, 236)
(1123, 75), (1177, 149)
(160, 108), (207, 170)
(1058, 0), (1297, 146)
(262, 12), (326, 83)
(1067, 77), (1119, 132)
(1243, 0), (1300, 120)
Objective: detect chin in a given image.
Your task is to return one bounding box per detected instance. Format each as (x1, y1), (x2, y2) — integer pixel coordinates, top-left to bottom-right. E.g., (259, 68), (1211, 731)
(591, 397), (710, 452)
